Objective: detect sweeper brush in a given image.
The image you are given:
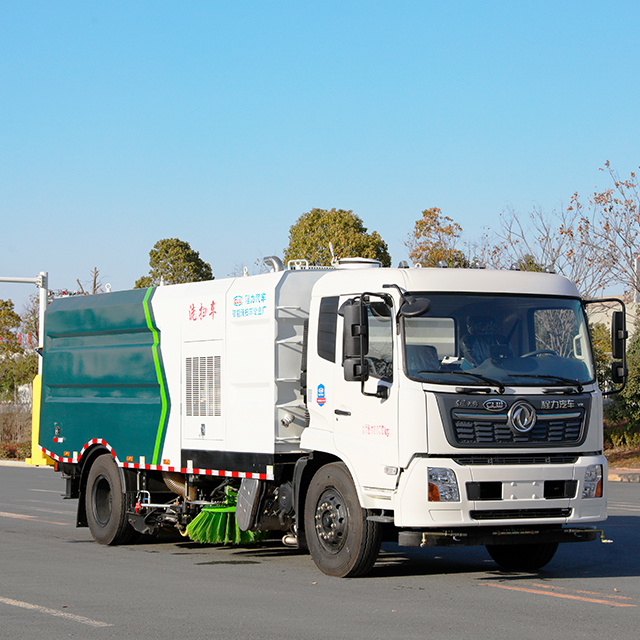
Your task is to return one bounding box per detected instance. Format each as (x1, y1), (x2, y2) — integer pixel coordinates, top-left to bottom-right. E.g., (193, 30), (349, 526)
(186, 488), (267, 545)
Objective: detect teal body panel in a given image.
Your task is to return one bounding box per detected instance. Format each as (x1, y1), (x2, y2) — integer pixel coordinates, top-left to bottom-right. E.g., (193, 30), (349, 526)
(39, 288), (170, 464)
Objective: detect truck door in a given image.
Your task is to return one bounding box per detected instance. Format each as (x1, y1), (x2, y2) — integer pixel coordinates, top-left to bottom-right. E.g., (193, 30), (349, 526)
(333, 294), (399, 491)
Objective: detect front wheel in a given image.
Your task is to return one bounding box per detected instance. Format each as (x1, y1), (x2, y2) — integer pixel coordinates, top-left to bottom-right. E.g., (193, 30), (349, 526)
(85, 454), (136, 545)
(304, 462), (381, 578)
(486, 542), (558, 571)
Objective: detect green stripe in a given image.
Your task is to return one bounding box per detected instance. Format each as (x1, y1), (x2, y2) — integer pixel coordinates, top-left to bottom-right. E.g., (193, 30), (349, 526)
(143, 288), (169, 465)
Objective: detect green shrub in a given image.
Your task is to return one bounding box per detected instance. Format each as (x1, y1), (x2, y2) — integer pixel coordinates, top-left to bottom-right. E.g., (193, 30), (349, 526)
(0, 440), (32, 459)
(604, 420), (640, 449)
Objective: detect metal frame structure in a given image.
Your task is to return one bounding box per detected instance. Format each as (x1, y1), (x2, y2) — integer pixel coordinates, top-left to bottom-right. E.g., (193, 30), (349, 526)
(0, 272), (48, 373)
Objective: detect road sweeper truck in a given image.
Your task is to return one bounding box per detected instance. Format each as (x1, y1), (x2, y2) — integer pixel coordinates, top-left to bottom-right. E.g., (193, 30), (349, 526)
(35, 257), (627, 577)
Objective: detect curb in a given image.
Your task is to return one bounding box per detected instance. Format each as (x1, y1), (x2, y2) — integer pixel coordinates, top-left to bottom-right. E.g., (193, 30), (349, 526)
(608, 469), (640, 483)
(0, 460), (54, 468)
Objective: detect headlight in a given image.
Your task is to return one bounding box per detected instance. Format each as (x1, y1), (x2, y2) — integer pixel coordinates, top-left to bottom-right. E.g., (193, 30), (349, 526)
(582, 464), (603, 499)
(428, 467), (460, 502)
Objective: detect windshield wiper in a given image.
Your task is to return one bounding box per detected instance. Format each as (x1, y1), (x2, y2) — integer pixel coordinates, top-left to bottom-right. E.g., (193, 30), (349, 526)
(505, 374), (584, 393)
(416, 370), (505, 394)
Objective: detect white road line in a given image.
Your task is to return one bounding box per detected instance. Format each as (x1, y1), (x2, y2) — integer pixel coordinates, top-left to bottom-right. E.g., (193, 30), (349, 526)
(10, 506), (75, 516)
(608, 503), (640, 512)
(0, 511), (35, 520)
(0, 596), (112, 628)
(0, 511), (69, 525)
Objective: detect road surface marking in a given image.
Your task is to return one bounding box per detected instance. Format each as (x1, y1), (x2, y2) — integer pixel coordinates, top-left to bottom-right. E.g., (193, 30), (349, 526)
(484, 583), (636, 607)
(608, 502), (640, 513)
(0, 511), (69, 526)
(10, 505), (74, 516)
(0, 596), (112, 627)
(528, 583), (638, 603)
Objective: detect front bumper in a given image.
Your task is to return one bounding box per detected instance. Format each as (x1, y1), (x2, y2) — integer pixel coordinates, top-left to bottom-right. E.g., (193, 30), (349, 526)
(393, 454), (607, 528)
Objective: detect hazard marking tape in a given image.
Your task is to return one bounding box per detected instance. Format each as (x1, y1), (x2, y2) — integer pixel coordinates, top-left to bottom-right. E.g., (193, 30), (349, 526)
(121, 462), (268, 480)
(39, 442), (271, 480)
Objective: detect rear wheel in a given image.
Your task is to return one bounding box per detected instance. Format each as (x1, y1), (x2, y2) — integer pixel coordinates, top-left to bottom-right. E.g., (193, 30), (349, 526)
(304, 462), (381, 577)
(85, 454), (135, 545)
(486, 542), (558, 571)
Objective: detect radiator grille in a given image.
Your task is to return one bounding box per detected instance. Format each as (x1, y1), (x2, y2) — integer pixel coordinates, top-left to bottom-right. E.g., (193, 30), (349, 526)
(452, 411), (583, 446)
(452, 454), (579, 466)
(185, 355), (221, 417)
(470, 508), (572, 520)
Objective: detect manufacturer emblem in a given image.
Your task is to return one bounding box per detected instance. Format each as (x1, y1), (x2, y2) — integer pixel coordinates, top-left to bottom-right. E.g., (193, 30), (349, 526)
(508, 400), (537, 433)
(484, 399), (507, 412)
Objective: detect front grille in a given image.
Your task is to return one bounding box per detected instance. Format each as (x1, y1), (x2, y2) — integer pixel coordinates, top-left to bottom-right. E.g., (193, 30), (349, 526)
(437, 392), (591, 449)
(451, 411), (584, 446)
(470, 508), (572, 520)
(452, 454), (579, 466)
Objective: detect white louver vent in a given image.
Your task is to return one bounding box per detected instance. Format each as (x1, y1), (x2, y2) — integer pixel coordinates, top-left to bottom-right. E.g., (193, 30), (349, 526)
(185, 355), (221, 417)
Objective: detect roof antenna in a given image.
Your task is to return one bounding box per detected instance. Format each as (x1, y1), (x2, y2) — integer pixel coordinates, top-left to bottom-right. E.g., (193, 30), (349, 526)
(329, 242), (338, 267)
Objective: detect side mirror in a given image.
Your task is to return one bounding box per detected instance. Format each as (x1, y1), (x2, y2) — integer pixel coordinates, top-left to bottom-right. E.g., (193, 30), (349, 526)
(399, 297), (431, 318)
(375, 383), (389, 400)
(611, 361), (628, 385)
(611, 311), (627, 360)
(341, 299), (369, 358)
(343, 357), (369, 382)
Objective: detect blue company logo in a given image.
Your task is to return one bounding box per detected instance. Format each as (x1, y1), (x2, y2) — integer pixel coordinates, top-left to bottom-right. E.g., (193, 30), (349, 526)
(317, 384), (326, 406)
(233, 296), (243, 306)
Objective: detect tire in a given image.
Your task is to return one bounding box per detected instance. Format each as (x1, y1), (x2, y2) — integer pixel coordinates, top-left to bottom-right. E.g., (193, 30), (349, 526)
(486, 542), (558, 571)
(304, 462), (381, 578)
(85, 454), (135, 545)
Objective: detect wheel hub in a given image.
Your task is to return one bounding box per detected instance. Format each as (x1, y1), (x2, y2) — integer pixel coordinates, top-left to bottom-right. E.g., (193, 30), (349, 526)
(314, 490), (347, 552)
(93, 475), (113, 526)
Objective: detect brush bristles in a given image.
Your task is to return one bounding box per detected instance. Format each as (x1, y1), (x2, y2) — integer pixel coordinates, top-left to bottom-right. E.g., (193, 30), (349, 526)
(186, 506), (267, 545)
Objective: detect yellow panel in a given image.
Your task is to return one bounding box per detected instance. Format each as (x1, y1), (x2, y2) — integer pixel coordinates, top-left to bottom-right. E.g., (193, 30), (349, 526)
(25, 375), (54, 467)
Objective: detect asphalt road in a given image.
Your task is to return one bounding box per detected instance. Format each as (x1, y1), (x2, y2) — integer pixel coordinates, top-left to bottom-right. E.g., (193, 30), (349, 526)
(1, 464), (639, 640)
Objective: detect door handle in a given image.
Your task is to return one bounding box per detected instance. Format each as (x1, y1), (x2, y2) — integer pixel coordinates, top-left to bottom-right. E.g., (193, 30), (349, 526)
(334, 409), (351, 416)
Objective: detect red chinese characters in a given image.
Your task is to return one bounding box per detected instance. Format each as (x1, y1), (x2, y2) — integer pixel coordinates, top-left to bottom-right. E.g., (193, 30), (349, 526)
(188, 301), (216, 321)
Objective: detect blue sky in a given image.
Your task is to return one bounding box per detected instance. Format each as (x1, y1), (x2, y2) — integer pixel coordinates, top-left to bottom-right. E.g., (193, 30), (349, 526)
(2, 1), (639, 310)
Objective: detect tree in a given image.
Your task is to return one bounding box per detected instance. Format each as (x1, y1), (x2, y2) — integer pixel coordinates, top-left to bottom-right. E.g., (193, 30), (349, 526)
(481, 204), (607, 297)
(483, 162), (640, 298)
(0, 299), (37, 402)
(283, 208), (391, 267)
(0, 300), (21, 358)
(19, 294), (40, 351)
(405, 207), (470, 268)
(605, 320), (640, 431)
(77, 268), (106, 295)
(589, 322), (612, 391)
(135, 238), (214, 288)
(572, 162), (640, 300)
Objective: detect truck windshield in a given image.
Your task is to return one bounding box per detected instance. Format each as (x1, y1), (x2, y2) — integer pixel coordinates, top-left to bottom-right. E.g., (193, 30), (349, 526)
(403, 293), (595, 387)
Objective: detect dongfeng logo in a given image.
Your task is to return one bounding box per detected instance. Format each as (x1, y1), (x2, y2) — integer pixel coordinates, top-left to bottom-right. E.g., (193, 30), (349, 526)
(508, 400), (537, 433)
(484, 399), (507, 412)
